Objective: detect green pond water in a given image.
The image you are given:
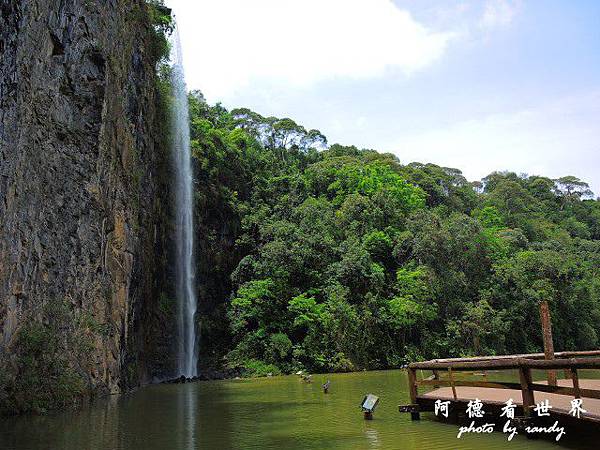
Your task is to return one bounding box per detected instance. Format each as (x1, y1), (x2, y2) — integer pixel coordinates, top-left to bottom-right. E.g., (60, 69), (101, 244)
(1, 369), (597, 449)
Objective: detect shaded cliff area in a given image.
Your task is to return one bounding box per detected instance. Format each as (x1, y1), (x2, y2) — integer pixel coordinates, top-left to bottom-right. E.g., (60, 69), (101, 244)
(0, 0), (176, 413)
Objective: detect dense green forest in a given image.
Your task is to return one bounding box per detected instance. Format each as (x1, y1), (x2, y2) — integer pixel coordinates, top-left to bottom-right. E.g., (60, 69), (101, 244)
(187, 92), (600, 377)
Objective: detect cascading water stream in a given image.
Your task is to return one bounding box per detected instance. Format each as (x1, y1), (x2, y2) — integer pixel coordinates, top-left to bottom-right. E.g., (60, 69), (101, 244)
(170, 28), (198, 378)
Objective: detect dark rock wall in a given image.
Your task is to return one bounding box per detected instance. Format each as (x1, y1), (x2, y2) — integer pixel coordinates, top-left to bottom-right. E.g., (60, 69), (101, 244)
(0, 0), (173, 399)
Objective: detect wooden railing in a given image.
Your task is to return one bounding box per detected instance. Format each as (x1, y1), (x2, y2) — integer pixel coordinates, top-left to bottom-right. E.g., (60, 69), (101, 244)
(406, 350), (600, 418)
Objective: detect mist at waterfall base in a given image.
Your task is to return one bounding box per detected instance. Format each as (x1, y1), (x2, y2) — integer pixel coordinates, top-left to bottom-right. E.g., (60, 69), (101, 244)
(170, 28), (198, 379)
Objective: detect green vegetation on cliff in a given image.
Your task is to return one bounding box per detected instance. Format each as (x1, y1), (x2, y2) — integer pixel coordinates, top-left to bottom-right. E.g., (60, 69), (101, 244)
(146, 0), (174, 62)
(189, 93), (600, 375)
(0, 302), (93, 415)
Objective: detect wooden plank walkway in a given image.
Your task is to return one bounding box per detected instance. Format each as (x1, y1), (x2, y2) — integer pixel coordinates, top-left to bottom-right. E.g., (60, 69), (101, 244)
(420, 379), (600, 423)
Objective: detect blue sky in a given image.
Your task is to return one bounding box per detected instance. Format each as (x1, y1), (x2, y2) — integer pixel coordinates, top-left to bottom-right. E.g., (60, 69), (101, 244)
(169, 0), (600, 195)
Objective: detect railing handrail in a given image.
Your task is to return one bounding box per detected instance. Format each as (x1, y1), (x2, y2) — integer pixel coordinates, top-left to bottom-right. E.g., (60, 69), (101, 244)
(404, 350), (600, 422)
(410, 350), (600, 371)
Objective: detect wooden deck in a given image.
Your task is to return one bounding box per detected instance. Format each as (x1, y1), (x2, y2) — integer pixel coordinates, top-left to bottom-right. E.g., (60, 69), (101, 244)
(420, 379), (600, 423)
(399, 351), (600, 427)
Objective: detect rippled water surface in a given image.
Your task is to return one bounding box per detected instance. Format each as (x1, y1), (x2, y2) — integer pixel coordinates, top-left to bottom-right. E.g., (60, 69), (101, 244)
(1, 370), (597, 449)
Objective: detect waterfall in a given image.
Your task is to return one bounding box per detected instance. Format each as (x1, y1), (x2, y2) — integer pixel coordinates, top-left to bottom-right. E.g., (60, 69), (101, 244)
(170, 28), (198, 378)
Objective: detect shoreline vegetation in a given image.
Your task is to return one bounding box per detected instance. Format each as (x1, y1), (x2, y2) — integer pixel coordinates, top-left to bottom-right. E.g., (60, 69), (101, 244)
(161, 366), (401, 387)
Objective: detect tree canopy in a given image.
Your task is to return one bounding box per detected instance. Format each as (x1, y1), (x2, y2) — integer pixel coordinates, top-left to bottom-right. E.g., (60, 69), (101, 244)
(188, 93), (600, 376)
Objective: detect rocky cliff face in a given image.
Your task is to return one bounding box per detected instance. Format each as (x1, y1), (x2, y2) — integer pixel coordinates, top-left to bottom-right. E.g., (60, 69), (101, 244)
(0, 0), (173, 411)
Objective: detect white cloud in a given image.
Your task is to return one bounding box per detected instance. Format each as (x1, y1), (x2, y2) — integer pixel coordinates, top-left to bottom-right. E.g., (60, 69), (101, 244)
(168, 0), (454, 101)
(480, 0), (521, 29)
(388, 91), (600, 195)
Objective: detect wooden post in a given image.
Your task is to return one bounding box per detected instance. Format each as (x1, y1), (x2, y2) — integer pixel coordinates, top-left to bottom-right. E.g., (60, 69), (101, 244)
(519, 365), (535, 417)
(539, 300), (557, 386)
(570, 368), (581, 399)
(448, 367), (457, 401)
(407, 368), (420, 420)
